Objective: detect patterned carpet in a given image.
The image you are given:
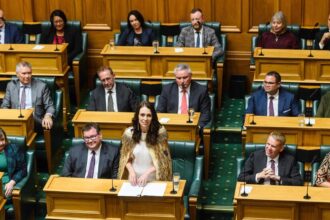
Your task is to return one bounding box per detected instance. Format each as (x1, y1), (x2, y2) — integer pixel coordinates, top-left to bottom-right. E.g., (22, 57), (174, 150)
(35, 96), (245, 220)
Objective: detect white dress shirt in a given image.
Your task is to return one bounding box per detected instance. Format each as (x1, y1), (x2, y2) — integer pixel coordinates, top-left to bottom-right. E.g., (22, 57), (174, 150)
(194, 27), (204, 48)
(267, 91), (279, 116)
(177, 85), (191, 114)
(20, 83), (32, 109)
(84, 144), (102, 179)
(104, 83), (118, 112)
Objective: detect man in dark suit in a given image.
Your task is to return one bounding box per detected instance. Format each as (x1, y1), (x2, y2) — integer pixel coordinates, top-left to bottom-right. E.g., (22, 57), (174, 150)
(87, 66), (138, 112)
(315, 14), (330, 50)
(1, 61), (55, 133)
(62, 123), (119, 178)
(157, 63), (210, 128)
(0, 9), (24, 44)
(238, 131), (303, 186)
(176, 8), (223, 61)
(246, 71), (299, 116)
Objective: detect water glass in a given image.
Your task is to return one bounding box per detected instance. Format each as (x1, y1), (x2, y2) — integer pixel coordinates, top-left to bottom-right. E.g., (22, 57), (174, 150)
(188, 108), (195, 122)
(153, 40), (159, 53)
(298, 113), (305, 127)
(173, 172), (180, 191)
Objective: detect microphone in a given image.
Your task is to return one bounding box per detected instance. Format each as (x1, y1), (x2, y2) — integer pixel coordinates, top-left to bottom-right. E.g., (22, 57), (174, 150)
(202, 28), (208, 55)
(258, 22), (270, 56)
(308, 22), (319, 57)
(18, 103), (24, 118)
(304, 155), (318, 199)
(109, 178), (116, 192)
(170, 175), (177, 194)
(240, 166), (248, 197)
(54, 36), (59, 51)
(250, 114), (256, 125)
(8, 44), (13, 50)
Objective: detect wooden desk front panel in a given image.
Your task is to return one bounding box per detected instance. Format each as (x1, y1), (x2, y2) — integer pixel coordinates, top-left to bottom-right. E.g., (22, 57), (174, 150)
(105, 56), (151, 77)
(0, 44), (68, 75)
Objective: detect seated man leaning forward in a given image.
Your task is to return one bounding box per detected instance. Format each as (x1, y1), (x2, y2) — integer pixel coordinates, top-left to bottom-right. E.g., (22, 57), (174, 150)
(87, 66), (138, 112)
(238, 131), (303, 186)
(156, 63), (211, 128)
(246, 71), (299, 116)
(62, 122), (120, 178)
(1, 61), (54, 133)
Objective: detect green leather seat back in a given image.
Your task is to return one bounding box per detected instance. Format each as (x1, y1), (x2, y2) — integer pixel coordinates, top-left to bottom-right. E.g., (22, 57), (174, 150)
(160, 24), (180, 47)
(169, 140), (196, 195)
(7, 136), (26, 152)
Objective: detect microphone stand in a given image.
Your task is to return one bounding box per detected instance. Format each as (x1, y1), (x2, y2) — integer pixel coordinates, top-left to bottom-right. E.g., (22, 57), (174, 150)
(8, 44), (13, 50)
(250, 114), (256, 125)
(18, 104), (24, 118)
(202, 34), (207, 54)
(109, 178), (116, 192)
(54, 36), (59, 51)
(240, 166), (248, 197)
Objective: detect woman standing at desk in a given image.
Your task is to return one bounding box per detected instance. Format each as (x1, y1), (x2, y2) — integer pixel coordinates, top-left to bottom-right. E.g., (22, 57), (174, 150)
(0, 128), (26, 198)
(118, 101), (172, 186)
(117, 10), (155, 46)
(40, 9), (82, 66)
(257, 11), (300, 49)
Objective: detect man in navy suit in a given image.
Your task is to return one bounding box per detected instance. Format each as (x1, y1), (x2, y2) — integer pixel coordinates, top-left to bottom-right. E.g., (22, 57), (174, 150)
(0, 9), (24, 44)
(87, 66), (138, 112)
(157, 63), (211, 128)
(62, 123), (120, 178)
(246, 71), (299, 116)
(238, 131), (303, 186)
(315, 14), (330, 50)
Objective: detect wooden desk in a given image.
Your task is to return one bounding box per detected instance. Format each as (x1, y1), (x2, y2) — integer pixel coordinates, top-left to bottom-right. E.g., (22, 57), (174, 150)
(234, 182), (330, 220)
(0, 44), (70, 130)
(44, 175), (185, 220)
(72, 110), (211, 179)
(244, 114), (330, 150)
(253, 48), (330, 83)
(101, 45), (223, 108)
(0, 109), (36, 148)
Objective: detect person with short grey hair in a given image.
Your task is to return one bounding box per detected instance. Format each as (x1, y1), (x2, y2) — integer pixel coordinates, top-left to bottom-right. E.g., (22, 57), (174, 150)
(257, 11), (299, 49)
(157, 63), (210, 128)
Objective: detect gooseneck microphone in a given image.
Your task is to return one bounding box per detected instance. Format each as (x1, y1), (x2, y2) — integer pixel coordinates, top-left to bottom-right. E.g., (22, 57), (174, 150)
(304, 155), (318, 199)
(54, 35), (59, 51)
(250, 114), (256, 125)
(241, 166), (248, 197)
(258, 22), (270, 56)
(109, 178), (116, 192)
(18, 103), (24, 118)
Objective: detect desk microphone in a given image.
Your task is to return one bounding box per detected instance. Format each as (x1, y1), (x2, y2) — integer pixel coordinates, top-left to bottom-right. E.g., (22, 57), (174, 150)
(54, 36), (60, 51)
(258, 22), (270, 56)
(250, 114), (256, 125)
(241, 166), (248, 197)
(308, 22), (319, 57)
(8, 44), (13, 50)
(304, 155), (318, 199)
(109, 178), (116, 192)
(170, 176), (177, 194)
(18, 103), (24, 118)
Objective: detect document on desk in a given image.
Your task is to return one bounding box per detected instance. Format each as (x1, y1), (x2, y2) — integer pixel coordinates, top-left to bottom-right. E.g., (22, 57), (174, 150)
(141, 182), (167, 196)
(118, 182), (167, 197)
(118, 182), (143, 197)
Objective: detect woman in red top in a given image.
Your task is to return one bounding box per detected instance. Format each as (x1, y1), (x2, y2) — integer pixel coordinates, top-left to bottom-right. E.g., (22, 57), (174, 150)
(257, 11), (300, 49)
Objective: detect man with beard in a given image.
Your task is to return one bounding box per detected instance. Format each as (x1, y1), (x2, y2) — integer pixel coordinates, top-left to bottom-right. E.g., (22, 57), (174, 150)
(246, 71), (299, 116)
(176, 8), (223, 61)
(238, 131), (303, 186)
(156, 63), (210, 128)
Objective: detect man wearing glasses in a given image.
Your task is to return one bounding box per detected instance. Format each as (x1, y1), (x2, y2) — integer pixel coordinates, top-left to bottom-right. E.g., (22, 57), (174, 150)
(246, 71), (299, 116)
(87, 66), (138, 112)
(62, 123), (120, 178)
(0, 9), (24, 44)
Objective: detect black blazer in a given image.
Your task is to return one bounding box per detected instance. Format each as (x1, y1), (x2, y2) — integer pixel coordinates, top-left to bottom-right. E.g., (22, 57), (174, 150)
(157, 81), (211, 127)
(62, 141), (120, 178)
(237, 149), (303, 186)
(118, 27), (154, 46)
(87, 82), (138, 112)
(4, 23), (24, 43)
(315, 28), (330, 50)
(40, 26), (82, 65)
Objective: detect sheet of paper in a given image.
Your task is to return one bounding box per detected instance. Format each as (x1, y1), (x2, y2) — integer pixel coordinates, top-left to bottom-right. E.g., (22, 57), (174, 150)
(304, 118), (315, 125)
(174, 47), (184, 53)
(33, 45), (44, 50)
(240, 185), (253, 194)
(141, 182), (167, 196)
(159, 117), (170, 124)
(118, 182), (143, 197)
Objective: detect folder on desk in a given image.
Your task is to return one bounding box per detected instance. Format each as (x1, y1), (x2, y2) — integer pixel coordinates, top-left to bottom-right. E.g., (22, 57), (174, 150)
(118, 182), (166, 197)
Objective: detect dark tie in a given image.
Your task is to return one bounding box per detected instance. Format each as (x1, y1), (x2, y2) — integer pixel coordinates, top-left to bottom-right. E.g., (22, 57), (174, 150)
(195, 32), (200, 48)
(270, 159), (276, 185)
(20, 86), (26, 109)
(181, 89), (188, 114)
(269, 96), (274, 116)
(86, 151), (96, 178)
(107, 90), (114, 112)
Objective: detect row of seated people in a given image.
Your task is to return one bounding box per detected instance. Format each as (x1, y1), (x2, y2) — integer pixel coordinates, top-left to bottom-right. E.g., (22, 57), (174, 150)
(245, 71), (330, 118)
(237, 130), (330, 188)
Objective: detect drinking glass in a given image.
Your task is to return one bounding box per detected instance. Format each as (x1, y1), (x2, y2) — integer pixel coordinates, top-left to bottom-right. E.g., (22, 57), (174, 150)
(153, 40), (159, 53)
(298, 113), (305, 127)
(188, 108), (195, 122)
(173, 172), (180, 191)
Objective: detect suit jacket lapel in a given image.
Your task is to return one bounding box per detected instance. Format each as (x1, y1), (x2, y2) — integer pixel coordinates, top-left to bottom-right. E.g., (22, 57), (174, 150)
(31, 79), (37, 107)
(278, 90), (285, 116)
(98, 86), (106, 111)
(80, 146), (88, 177)
(98, 143), (108, 178)
(172, 84), (179, 112)
(278, 155), (285, 177)
(261, 91), (268, 115)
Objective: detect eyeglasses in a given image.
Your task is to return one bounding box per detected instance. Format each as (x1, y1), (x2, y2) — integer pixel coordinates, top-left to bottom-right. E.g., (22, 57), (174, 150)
(263, 81), (277, 85)
(83, 134), (99, 142)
